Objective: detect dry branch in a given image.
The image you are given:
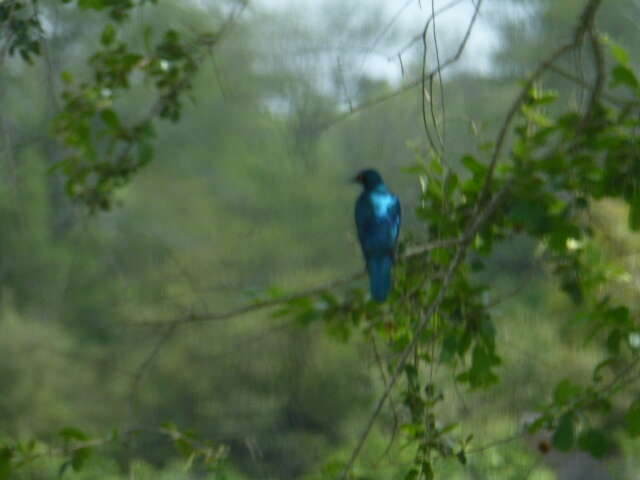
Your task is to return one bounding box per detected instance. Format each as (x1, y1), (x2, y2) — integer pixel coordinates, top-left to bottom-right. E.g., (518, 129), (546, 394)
(315, 0), (483, 134)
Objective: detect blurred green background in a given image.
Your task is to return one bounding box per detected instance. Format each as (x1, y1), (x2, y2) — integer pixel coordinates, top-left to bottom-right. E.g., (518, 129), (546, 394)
(1, 0), (640, 478)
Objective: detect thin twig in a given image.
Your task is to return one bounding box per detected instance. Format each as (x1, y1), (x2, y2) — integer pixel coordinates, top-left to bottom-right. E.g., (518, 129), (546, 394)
(547, 63), (626, 107)
(315, 0), (483, 134)
(393, 0), (467, 60)
(371, 335), (401, 465)
(581, 29), (605, 126)
(479, 0), (604, 205)
(127, 237), (466, 328)
(128, 324), (178, 421)
(421, 25), (439, 152)
(479, 42), (575, 202)
(430, 0), (446, 150)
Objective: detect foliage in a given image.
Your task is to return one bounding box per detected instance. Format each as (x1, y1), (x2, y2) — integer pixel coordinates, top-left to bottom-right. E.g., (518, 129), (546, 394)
(272, 33), (640, 480)
(0, 424), (228, 480)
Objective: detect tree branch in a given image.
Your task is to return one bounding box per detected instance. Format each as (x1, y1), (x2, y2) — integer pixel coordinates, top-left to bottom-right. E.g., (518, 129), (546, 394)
(547, 63), (625, 107)
(338, 175), (514, 480)
(128, 238), (461, 328)
(479, 0), (604, 203)
(337, 1), (607, 474)
(314, 0), (483, 134)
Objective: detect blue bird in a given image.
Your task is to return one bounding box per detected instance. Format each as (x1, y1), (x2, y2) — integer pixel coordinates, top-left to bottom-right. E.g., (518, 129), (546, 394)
(353, 169), (401, 302)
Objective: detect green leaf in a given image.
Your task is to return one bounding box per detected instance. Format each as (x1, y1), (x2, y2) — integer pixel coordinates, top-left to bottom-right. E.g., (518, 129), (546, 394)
(611, 64), (639, 90)
(443, 171), (459, 199)
(422, 461), (434, 479)
(626, 399), (640, 437)
(456, 344), (501, 389)
(137, 142), (154, 167)
(604, 36), (631, 66)
(552, 412), (575, 451)
(522, 105), (553, 127)
(100, 109), (120, 130)
(508, 199), (551, 234)
(553, 379), (582, 406)
(606, 329), (622, 355)
(61, 71), (74, 85)
(71, 447), (92, 472)
(605, 306), (630, 327)
(405, 468), (419, 480)
(440, 332), (458, 363)
(100, 24), (116, 46)
(461, 155), (486, 177)
(577, 428), (609, 458)
(526, 415), (548, 434)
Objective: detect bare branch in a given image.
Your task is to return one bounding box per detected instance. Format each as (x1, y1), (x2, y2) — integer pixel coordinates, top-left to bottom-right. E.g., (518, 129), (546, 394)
(315, 0), (483, 134)
(128, 238), (459, 328)
(393, 0), (467, 60)
(548, 63), (626, 107)
(337, 3), (609, 475)
(581, 29), (605, 125)
(128, 324), (178, 421)
(479, 42), (575, 202)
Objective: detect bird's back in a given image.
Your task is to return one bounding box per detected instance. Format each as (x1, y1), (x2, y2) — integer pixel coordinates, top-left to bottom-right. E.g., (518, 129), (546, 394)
(355, 187), (401, 257)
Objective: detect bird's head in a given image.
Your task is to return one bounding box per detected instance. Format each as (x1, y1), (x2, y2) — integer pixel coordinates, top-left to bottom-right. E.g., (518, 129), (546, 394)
(352, 169), (384, 190)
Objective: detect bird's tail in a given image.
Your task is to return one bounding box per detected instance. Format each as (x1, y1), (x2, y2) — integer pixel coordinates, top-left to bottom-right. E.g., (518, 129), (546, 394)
(367, 255), (393, 302)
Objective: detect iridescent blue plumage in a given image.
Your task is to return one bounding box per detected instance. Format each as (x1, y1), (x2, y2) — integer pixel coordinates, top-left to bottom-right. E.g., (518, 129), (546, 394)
(353, 169), (401, 302)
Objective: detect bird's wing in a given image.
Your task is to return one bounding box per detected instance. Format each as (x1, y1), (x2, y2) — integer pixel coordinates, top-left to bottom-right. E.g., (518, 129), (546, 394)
(356, 192), (401, 255)
(390, 195), (401, 244)
(355, 194), (373, 249)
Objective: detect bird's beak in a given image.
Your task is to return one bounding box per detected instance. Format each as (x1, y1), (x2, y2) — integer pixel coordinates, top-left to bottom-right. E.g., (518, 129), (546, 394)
(350, 174), (361, 184)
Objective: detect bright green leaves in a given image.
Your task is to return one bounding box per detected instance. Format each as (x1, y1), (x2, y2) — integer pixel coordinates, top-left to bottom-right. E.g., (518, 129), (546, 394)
(90, 38), (143, 90)
(146, 29), (199, 122)
(534, 374), (617, 459)
(58, 427), (93, 475)
(460, 154), (487, 178)
(4, 424), (227, 478)
(100, 23), (117, 46)
(401, 367), (464, 476)
(162, 422), (229, 472)
(53, 22), (209, 210)
(0, 0), (150, 66)
(611, 64), (639, 91)
(604, 37), (640, 93)
(0, 1), (42, 63)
